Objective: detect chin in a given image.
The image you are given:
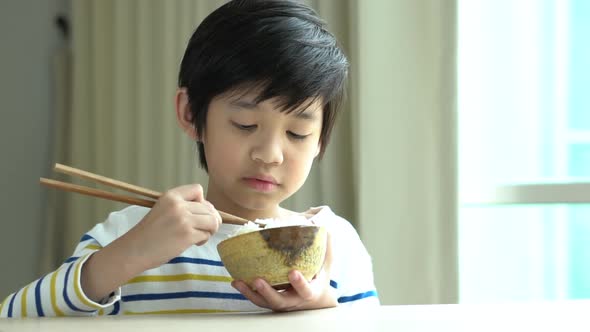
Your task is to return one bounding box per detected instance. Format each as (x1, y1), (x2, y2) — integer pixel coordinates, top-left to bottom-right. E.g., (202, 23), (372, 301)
(235, 195), (280, 211)
(240, 200), (274, 211)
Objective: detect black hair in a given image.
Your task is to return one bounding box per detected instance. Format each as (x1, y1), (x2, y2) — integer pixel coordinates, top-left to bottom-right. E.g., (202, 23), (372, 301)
(178, 0), (349, 171)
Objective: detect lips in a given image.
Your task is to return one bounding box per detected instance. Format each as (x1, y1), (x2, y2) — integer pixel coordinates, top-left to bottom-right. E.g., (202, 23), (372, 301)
(248, 174), (278, 184)
(243, 174), (279, 192)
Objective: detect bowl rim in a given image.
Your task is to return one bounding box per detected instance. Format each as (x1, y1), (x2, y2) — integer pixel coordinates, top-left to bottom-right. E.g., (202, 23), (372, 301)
(217, 224), (324, 247)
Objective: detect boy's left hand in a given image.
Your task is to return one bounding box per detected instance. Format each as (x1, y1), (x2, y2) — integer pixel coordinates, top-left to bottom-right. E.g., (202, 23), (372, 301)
(231, 234), (336, 312)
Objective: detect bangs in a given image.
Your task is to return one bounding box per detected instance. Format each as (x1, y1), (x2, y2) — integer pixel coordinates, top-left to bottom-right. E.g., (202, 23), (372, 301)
(181, 8), (348, 116)
(222, 81), (330, 116)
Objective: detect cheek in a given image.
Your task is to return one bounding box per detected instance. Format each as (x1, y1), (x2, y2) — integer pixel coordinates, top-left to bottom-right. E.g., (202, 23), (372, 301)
(206, 135), (244, 166)
(203, 125), (244, 169)
(286, 144), (318, 180)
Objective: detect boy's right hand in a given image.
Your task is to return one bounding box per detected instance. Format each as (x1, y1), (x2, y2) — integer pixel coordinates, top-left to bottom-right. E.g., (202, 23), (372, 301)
(82, 184), (221, 302)
(121, 184), (222, 271)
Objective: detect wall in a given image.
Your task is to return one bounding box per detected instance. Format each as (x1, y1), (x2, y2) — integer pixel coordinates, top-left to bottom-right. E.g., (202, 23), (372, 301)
(0, 0), (67, 298)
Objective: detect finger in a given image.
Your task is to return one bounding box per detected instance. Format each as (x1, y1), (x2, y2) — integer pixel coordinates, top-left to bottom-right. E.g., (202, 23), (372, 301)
(202, 200), (214, 210)
(288, 270), (315, 301)
(203, 200), (222, 225)
(194, 232), (212, 246)
(184, 201), (216, 215)
(183, 200), (222, 225)
(251, 278), (298, 311)
(165, 184), (205, 202)
(190, 213), (220, 234)
(232, 280), (270, 309)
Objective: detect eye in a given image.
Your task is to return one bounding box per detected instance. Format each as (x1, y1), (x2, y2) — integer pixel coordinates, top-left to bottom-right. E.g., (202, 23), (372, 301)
(287, 131), (310, 140)
(231, 121), (257, 131)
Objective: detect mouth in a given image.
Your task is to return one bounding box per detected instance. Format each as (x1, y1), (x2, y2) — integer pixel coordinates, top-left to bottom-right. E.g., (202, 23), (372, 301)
(243, 175), (279, 192)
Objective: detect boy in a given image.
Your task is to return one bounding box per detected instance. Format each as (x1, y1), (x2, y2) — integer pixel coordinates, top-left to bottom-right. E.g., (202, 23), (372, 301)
(0, 0), (378, 317)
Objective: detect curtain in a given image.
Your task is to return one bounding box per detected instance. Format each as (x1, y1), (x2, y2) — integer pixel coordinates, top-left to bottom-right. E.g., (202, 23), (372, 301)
(350, 0), (458, 305)
(42, 0), (457, 305)
(41, 0), (225, 271)
(40, 45), (72, 274)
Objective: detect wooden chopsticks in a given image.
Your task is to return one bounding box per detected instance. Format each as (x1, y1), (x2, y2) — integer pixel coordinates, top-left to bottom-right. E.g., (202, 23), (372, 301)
(40, 163), (254, 226)
(39, 178), (158, 208)
(54, 163), (161, 199)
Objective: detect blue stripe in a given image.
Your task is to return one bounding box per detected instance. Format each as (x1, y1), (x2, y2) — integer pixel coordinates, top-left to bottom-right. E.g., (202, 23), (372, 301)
(67, 256), (223, 266)
(338, 290), (378, 303)
(167, 257), (224, 267)
(64, 256), (79, 263)
(122, 291), (247, 302)
(79, 234), (96, 242)
(34, 276), (46, 316)
(62, 263), (95, 313)
(330, 280), (338, 289)
(7, 292), (17, 318)
(109, 300), (120, 315)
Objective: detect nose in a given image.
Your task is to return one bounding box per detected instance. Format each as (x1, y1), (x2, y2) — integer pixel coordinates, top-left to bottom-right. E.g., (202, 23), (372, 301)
(250, 134), (284, 165)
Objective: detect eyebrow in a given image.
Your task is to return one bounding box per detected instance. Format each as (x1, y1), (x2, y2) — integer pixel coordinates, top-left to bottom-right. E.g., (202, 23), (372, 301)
(228, 99), (318, 120)
(229, 100), (258, 109)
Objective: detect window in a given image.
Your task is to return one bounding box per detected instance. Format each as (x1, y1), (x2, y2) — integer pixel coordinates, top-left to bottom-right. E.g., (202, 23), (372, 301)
(458, 0), (590, 302)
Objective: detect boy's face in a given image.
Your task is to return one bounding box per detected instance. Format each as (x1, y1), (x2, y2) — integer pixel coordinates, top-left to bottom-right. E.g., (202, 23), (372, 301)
(202, 91), (322, 216)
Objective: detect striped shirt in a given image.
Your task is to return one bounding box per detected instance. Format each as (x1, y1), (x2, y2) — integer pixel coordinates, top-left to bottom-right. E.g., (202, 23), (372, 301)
(0, 205), (379, 317)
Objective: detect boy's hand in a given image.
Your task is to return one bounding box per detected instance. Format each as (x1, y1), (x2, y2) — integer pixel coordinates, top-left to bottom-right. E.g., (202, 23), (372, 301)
(231, 234), (337, 312)
(81, 184), (221, 302)
(122, 184), (222, 271)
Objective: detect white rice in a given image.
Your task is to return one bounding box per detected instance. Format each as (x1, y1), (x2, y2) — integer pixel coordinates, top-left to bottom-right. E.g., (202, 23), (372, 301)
(231, 215), (313, 237)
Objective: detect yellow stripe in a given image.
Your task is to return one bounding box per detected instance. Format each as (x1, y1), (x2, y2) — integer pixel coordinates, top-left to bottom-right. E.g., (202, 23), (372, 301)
(20, 284), (31, 317)
(128, 274), (233, 284)
(50, 268), (65, 316)
(73, 255), (100, 309)
(98, 308), (105, 316)
(0, 295), (8, 315)
(84, 244), (102, 251)
(124, 309), (238, 315)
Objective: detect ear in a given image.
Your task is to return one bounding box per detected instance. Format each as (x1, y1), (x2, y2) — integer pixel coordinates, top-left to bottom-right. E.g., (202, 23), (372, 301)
(314, 143), (321, 158)
(175, 88), (199, 140)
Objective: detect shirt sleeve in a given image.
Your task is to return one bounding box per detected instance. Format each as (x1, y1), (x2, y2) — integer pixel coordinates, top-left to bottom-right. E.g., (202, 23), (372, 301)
(0, 209), (131, 318)
(324, 215), (380, 307)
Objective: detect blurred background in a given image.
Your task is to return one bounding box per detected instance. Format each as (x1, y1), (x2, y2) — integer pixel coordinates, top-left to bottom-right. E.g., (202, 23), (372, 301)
(0, 0), (588, 306)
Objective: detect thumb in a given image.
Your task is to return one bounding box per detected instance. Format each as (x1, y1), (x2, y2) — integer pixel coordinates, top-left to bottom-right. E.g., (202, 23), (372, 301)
(168, 184), (205, 202)
(203, 200), (222, 225)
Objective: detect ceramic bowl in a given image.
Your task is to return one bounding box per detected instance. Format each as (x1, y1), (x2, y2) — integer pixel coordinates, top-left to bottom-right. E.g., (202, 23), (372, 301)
(217, 225), (327, 290)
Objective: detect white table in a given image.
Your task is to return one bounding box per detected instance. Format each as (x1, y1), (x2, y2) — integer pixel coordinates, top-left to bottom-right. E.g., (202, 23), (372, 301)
(1, 301), (588, 332)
